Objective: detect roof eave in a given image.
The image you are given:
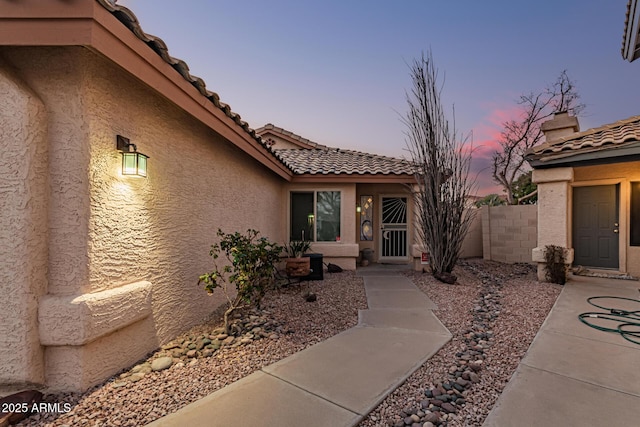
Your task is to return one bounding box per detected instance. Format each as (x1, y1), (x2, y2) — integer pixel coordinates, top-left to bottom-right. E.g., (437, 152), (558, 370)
(528, 143), (640, 168)
(623, 0), (640, 62)
(0, 0), (293, 180)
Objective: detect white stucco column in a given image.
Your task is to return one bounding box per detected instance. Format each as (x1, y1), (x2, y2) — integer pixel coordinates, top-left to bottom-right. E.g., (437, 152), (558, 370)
(531, 167), (574, 281)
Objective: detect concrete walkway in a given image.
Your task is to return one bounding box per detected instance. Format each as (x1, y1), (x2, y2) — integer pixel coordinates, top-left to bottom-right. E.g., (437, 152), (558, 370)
(147, 273), (451, 427)
(484, 275), (640, 427)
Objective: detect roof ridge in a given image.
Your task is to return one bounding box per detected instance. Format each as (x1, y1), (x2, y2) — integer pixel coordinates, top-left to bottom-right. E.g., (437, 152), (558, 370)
(255, 123), (326, 148)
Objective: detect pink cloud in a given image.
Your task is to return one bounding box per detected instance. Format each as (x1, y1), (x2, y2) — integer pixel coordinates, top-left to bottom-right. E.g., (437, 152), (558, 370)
(467, 103), (528, 196)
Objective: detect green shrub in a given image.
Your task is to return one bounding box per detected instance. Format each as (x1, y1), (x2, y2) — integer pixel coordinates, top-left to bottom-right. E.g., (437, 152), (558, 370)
(544, 244), (567, 285)
(199, 229), (282, 333)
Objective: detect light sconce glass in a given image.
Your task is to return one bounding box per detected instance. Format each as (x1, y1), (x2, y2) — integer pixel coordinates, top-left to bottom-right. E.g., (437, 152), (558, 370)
(356, 204), (362, 213)
(117, 135), (149, 177)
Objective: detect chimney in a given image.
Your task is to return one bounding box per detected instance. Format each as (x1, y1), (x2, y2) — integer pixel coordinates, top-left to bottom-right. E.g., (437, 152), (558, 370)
(540, 111), (580, 142)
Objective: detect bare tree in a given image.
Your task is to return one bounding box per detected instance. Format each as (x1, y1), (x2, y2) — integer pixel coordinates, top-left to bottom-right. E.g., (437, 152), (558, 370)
(403, 52), (477, 282)
(492, 70), (585, 204)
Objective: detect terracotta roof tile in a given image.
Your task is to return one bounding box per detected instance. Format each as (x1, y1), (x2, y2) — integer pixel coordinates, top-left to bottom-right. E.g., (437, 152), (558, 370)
(96, 1), (416, 178)
(527, 115), (640, 163)
(96, 0), (268, 150)
(274, 148), (414, 175)
(255, 123), (323, 149)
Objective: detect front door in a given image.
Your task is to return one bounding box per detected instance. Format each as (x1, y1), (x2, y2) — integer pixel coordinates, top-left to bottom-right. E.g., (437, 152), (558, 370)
(380, 196), (408, 260)
(572, 185), (619, 269)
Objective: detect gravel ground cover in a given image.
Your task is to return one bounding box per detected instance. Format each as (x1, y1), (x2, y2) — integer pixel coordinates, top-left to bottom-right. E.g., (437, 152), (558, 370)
(17, 272), (367, 427)
(16, 260), (560, 427)
(358, 259), (561, 427)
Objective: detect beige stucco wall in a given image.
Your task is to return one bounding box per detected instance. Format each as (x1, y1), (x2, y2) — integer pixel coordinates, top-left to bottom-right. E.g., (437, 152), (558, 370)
(532, 168), (574, 280)
(1, 46), (284, 391)
(481, 205), (537, 264)
(0, 58), (49, 388)
(460, 209), (483, 259)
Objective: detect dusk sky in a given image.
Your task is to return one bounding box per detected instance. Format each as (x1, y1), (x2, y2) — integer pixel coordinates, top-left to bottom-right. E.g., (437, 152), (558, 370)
(118, 0), (638, 194)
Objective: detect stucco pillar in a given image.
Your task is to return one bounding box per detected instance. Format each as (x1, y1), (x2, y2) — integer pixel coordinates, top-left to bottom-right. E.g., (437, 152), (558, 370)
(0, 61), (49, 390)
(531, 167), (574, 281)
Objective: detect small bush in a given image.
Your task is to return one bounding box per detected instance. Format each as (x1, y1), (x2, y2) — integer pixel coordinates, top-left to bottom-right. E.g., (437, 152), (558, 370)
(544, 244), (567, 285)
(199, 229), (282, 333)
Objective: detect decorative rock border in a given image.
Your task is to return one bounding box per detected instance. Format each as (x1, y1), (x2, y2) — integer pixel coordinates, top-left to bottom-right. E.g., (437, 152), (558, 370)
(112, 309), (282, 387)
(389, 265), (503, 427)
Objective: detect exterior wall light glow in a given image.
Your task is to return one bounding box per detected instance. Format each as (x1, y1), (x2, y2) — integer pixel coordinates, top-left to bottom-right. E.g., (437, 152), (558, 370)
(356, 204), (362, 213)
(117, 135), (149, 177)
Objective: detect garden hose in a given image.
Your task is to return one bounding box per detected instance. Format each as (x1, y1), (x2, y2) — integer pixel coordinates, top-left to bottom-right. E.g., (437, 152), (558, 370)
(578, 295), (640, 345)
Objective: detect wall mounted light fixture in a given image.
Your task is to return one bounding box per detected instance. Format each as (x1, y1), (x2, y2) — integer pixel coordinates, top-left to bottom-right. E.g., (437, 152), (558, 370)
(356, 204), (362, 213)
(117, 135), (149, 177)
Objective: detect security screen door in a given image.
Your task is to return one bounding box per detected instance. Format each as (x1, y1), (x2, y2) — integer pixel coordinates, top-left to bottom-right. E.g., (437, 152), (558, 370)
(380, 197), (408, 260)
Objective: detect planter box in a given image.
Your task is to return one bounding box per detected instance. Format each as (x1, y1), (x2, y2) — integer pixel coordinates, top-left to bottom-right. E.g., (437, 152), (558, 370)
(285, 257), (311, 277)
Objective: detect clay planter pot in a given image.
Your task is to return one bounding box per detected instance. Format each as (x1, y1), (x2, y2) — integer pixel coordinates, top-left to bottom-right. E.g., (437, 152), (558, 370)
(285, 257), (311, 277)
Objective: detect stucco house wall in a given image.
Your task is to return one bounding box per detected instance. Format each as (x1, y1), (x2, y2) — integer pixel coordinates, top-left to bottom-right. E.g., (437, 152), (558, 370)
(528, 113), (640, 281)
(0, 46), (284, 391)
(0, 58), (49, 388)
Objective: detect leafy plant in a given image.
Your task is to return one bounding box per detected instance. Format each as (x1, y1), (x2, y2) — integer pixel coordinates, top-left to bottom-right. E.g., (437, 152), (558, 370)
(512, 171), (538, 205)
(475, 193), (507, 207)
(544, 244), (567, 285)
(199, 229), (282, 333)
(284, 240), (312, 258)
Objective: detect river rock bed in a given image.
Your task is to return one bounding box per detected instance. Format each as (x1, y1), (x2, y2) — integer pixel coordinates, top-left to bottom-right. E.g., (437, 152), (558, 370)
(17, 271), (368, 427)
(358, 259), (561, 427)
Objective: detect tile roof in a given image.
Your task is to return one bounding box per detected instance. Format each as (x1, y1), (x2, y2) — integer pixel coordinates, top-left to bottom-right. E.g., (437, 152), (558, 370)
(527, 115), (640, 163)
(96, 0), (269, 149)
(255, 123), (323, 149)
(96, 1), (415, 179)
(274, 147), (414, 175)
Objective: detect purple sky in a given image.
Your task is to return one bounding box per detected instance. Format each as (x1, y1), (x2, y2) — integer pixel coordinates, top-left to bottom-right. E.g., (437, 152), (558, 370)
(118, 0), (638, 194)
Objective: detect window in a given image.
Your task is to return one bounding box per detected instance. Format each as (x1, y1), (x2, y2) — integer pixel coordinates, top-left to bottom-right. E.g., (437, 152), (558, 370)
(631, 182), (640, 246)
(360, 195), (373, 241)
(290, 191), (341, 242)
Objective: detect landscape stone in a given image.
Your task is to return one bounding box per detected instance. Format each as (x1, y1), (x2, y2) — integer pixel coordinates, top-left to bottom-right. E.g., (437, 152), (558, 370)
(151, 357), (173, 371)
(128, 373), (145, 382)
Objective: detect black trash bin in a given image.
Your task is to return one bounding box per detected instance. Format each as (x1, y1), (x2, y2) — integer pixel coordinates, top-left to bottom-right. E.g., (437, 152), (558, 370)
(303, 253), (323, 281)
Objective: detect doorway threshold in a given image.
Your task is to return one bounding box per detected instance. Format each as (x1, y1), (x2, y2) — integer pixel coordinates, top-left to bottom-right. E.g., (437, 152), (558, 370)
(571, 266), (638, 281)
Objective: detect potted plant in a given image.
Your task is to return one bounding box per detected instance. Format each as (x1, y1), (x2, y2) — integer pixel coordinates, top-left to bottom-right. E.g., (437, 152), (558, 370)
(284, 240), (312, 277)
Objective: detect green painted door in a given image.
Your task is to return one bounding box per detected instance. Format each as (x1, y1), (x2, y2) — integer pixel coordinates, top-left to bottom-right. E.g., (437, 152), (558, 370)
(572, 185), (619, 269)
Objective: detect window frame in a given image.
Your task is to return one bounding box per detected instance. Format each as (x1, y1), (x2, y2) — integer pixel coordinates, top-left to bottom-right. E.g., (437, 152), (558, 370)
(290, 190), (342, 242)
(631, 182), (640, 246)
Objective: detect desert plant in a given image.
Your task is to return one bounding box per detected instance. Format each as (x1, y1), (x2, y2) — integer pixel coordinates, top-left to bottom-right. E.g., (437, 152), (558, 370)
(544, 244), (567, 285)
(403, 51), (477, 281)
(284, 240), (312, 258)
(199, 229), (282, 333)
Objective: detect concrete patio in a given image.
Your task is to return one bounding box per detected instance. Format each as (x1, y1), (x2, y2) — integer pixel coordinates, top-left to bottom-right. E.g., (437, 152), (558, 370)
(484, 275), (640, 426)
(147, 273), (451, 427)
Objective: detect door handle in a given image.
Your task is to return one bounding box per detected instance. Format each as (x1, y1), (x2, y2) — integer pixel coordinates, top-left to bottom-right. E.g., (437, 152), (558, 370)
(614, 229), (619, 233)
